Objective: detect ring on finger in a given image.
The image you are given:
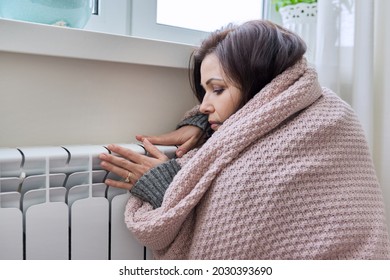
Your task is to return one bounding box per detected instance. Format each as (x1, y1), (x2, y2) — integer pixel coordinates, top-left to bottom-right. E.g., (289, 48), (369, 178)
(124, 171), (133, 183)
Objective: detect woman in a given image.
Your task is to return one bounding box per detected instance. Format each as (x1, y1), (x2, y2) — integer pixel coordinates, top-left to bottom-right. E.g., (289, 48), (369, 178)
(99, 20), (390, 259)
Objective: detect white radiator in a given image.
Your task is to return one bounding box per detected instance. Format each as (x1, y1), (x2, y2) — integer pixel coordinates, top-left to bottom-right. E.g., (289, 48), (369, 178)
(0, 144), (176, 260)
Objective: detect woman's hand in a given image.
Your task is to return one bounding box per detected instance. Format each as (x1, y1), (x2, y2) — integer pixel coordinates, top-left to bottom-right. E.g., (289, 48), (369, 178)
(99, 139), (168, 190)
(136, 126), (204, 158)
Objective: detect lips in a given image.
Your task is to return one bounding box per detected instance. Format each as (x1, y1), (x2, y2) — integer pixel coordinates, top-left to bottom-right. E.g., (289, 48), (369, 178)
(209, 121), (223, 131)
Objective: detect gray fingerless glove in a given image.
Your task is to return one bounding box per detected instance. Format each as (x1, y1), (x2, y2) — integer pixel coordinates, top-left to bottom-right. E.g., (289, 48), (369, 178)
(130, 159), (181, 209)
(176, 113), (209, 131)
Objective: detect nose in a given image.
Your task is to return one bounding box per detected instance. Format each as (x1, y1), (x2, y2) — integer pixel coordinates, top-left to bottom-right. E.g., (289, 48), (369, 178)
(199, 93), (214, 115)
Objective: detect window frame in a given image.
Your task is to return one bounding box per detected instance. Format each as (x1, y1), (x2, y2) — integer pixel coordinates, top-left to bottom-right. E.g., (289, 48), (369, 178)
(130, 0), (209, 45)
(130, 0), (267, 45)
(83, 0), (268, 45)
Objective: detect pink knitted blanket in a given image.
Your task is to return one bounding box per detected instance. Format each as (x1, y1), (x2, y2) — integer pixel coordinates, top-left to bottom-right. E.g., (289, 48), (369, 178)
(125, 59), (390, 259)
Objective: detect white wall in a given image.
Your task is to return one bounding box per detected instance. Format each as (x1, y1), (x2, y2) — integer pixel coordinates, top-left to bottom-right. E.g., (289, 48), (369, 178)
(0, 51), (197, 147)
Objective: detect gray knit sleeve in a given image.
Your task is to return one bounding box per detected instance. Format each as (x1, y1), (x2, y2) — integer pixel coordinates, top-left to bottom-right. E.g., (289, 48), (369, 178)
(176, 113), (209, 132)
(130, 159), (181, 209)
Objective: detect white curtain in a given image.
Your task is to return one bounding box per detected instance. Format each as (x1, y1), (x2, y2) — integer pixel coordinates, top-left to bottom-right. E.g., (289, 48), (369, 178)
(315, 0), (390, 228)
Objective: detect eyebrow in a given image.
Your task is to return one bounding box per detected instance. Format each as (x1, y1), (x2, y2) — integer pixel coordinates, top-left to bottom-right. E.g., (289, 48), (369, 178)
(205, 78), (224, 86)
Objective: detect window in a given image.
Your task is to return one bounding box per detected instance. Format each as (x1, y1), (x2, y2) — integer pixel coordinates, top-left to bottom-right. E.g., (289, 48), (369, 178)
(84, 0), (131, 35)
(85, 0), (264, 45)
(156, 0), (263, 32)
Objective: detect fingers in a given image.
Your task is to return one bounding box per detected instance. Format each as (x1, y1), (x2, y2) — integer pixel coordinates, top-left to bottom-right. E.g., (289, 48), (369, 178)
(104, 178), (132, 190)
(136, 133), (177, 146)
(142, 138), (169, 161)
(99, 158), (133, 190)
(176, 131), (205, 157)
(101, 155), (141, 176)
(99, 155), (134, 178)
(176, 136), (198, 158)
(137, 126), (205, 158)
(106, 144), (143, 163)
(99, 142), (169, 191)
(99, 154), (141, 190)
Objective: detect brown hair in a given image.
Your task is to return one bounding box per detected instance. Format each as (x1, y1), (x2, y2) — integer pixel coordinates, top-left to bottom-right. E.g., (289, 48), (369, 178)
(189, 20), (307, 107)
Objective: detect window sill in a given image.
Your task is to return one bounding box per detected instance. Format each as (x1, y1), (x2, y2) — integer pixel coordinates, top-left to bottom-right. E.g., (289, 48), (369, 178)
(0, 19), (196, 69)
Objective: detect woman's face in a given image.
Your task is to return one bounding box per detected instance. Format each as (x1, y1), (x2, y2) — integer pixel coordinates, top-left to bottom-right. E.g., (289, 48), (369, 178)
(199, 53), (242, 131)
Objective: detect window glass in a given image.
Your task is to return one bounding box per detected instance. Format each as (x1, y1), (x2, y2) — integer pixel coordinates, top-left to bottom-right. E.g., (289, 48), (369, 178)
(156, 0), (263, 32)
(85, 0), (264, 45)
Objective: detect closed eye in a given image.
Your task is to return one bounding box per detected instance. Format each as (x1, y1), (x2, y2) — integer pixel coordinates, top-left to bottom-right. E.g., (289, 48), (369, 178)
(213, 88), (225, 94)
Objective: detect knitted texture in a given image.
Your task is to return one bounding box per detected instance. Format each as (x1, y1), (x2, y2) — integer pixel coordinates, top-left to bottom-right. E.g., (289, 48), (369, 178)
(125, 58), (390, 259)
(176, 113), (209, 131)
(176, 113), (214, 139)
(131, 159), (181, 209)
